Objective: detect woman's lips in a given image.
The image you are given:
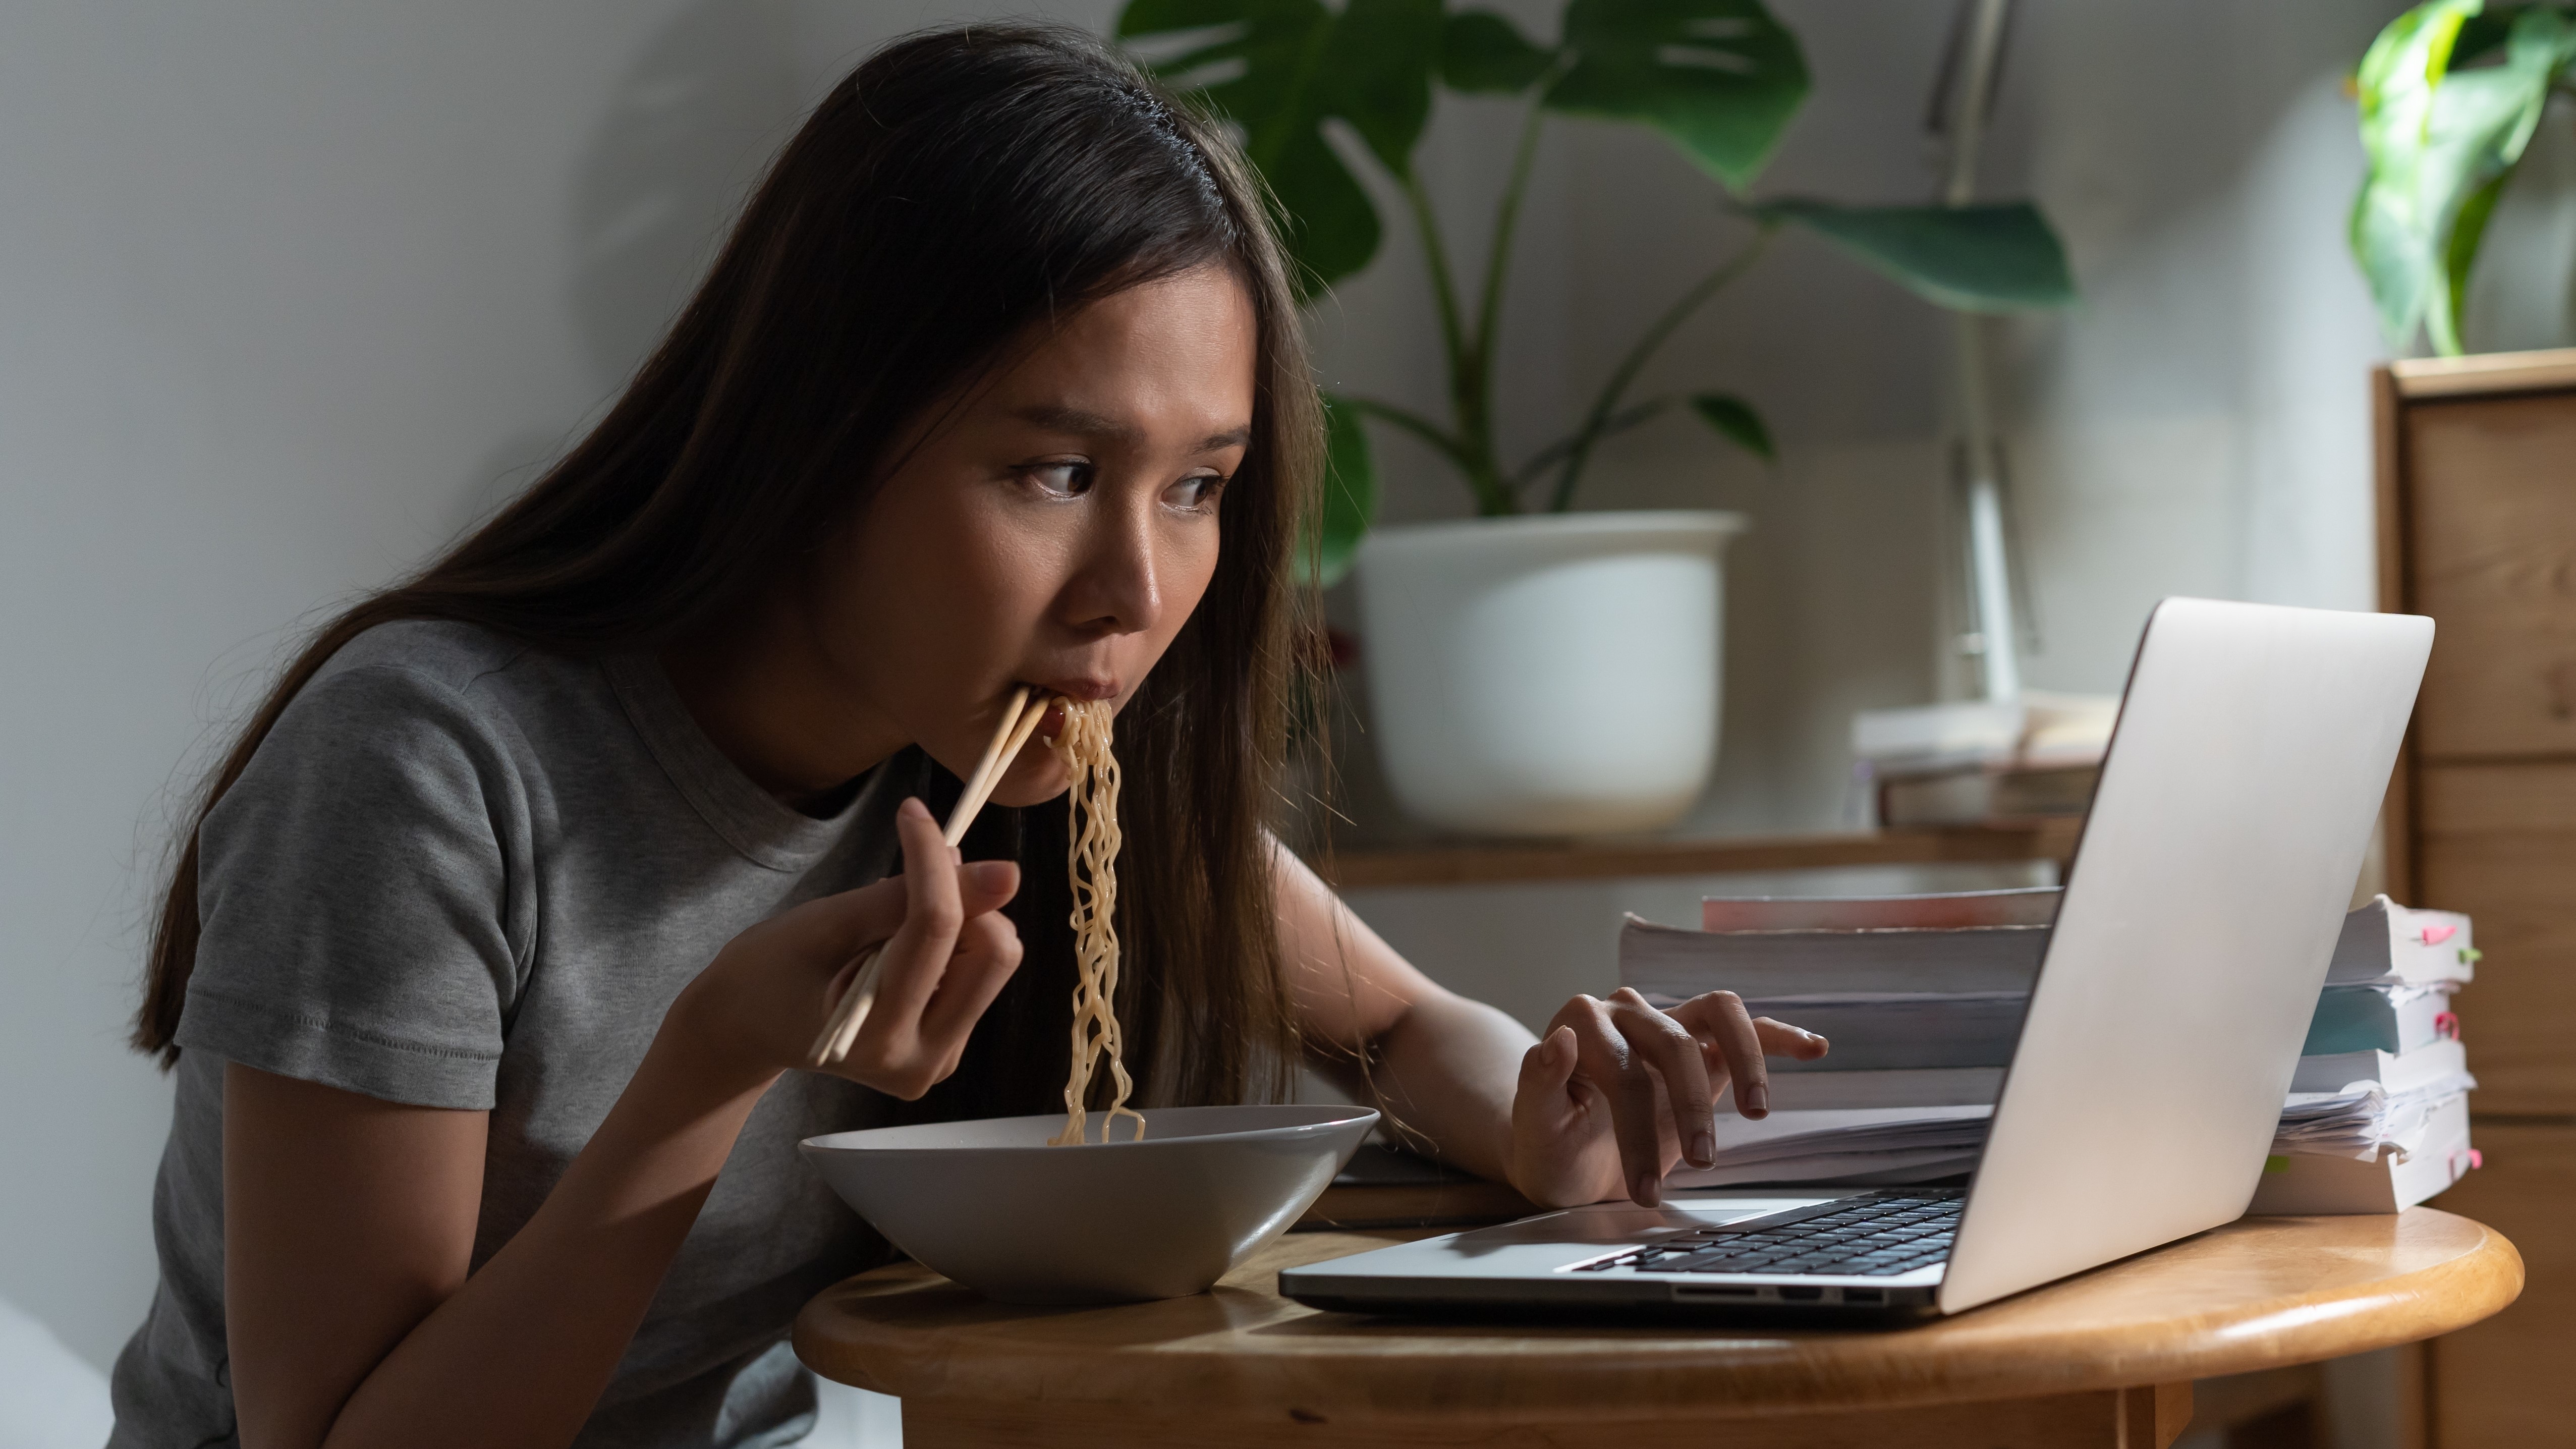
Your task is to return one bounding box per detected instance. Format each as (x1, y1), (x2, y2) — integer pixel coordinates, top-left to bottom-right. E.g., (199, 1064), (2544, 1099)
(1032, 677), (1119, 703)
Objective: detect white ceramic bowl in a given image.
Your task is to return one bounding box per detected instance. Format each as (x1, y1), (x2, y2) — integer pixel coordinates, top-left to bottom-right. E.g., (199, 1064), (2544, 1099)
(799, 1103), (1379, 1304)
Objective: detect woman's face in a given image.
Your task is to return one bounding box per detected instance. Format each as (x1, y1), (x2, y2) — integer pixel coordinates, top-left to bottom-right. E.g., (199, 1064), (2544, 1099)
(820, 264), (1258, 806)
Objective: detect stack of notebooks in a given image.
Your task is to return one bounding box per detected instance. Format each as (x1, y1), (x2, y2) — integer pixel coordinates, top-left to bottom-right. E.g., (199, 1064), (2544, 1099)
(1851, 694), (2117, 827)
(1621, 890), (2480, 1212)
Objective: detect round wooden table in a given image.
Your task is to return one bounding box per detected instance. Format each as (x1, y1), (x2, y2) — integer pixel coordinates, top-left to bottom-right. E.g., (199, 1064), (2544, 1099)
(794, 1208), (2521, 1449)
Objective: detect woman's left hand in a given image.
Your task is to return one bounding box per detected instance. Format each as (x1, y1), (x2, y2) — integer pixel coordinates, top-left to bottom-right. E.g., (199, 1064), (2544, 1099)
(1506, 988), (1829, 1209)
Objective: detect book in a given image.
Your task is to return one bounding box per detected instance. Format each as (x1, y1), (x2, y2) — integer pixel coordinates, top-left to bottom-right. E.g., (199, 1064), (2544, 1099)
(1623, 914), (2045, 1073)
(1715, 994), (2030, 1072)
(2325, 896), (2478, 986)
(1757, 1067), (2003, 1110)
(2289, 1038), (2470, 1096)
(1702, 888), (2060, 932)
(1639, 893), (2478, 1079)
(2303, 982), (2458, 1055)
(1850, 692), (2119, 775)
(2247, 1093), (2476, 1215)
(1620, 916), (2048, 999)
(1682, 890), (2470, 988)
(1876, 762), (2099, 826)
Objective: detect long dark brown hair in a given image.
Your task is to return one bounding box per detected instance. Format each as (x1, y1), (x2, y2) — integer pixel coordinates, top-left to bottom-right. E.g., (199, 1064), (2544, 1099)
(134, 22), (1317, 1113)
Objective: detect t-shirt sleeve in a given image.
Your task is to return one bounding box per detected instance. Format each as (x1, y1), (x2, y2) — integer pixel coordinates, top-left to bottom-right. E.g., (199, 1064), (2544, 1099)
(176, 661), (529, 1109)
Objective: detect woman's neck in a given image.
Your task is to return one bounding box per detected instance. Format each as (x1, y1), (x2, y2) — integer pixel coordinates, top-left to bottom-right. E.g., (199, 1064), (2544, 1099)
(658, 597), (909, 811)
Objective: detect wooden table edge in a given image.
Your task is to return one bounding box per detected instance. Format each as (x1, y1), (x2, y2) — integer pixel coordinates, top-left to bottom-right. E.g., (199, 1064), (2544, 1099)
(792, 1209), (2525, 1421)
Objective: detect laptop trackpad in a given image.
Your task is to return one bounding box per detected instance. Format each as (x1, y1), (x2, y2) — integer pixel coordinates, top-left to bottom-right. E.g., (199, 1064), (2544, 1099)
(1309, 1195), (1853, 1280)
(1463, 1195), (1845, 1247)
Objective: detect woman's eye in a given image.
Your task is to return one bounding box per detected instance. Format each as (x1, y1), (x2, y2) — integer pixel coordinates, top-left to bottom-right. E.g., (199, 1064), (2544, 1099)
(1168, 474), (1226, 510)
(1022, 462), (1093, 497)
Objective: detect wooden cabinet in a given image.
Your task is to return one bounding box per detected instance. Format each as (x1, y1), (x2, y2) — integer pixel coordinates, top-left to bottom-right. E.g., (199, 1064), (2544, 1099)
(2422, 1123), (2574, 1447)
(2376, 349), (2576, 1449)
(2417, 762), (2576, 1111)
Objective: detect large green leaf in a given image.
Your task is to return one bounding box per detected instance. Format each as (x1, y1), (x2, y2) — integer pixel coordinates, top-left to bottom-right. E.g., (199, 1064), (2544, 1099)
(1762, 200), (2076, 313)
(2351, 2), (2576, 354)
(1300, 394), (1379, 587)
(1119, 0), (1440, 296)
(1689, 393), (1773, 461)
(1329, 0), (1446, 171)
(1442, 9), (1557, 93)
(1544, 0), (1808, 193)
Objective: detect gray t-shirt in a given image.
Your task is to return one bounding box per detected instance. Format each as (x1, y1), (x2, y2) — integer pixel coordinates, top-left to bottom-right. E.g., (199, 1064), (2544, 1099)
(110, 620), (931, 1447)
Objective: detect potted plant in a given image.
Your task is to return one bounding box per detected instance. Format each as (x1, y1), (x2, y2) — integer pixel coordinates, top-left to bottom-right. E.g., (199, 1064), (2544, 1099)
(2350, 0), (2576, 356)
(1121, 0), (2075, 835)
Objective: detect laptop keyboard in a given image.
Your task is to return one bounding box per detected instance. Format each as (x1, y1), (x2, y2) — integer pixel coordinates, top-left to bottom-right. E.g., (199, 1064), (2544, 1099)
(1572, 1191), (1964, 1278)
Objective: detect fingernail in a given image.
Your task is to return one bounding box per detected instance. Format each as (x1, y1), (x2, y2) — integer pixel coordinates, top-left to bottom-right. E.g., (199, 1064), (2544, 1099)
(1632, 1172), (1660, 1206)
(1743, 1085), (1768, 1118)
(900, 797), (930, 819)
(968, 860), (1014, 892)
(1690, 1131), (1715, 1167)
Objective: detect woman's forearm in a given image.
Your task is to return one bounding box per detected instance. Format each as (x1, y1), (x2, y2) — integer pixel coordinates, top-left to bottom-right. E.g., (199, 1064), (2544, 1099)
(316, 1031), (774, 1449)
(1271, 843), (1534, 1182)
(1358, 990), (1534, 1183)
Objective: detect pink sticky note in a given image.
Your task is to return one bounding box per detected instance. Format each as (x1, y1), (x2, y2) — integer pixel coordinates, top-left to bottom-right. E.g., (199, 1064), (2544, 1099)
(2422, 924), (2457, 945)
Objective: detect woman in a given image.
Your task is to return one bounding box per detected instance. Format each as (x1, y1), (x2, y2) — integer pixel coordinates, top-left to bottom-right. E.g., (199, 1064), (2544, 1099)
(109, 24), (1823, 1449)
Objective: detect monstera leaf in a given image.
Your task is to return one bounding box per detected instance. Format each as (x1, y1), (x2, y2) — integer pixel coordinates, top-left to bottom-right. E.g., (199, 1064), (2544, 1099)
(1542, 0), (1808, 192)
(1762, 200), (2077, 313)
(2352, 1), (2576, 354)
(1121, 0), (1443, 294)
(1300, 395), (1379, 586)
(1441, 8), (1556, 92)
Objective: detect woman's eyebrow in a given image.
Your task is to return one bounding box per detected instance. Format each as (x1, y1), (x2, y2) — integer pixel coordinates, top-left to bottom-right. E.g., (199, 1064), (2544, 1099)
(1011, 404), (1250, 454)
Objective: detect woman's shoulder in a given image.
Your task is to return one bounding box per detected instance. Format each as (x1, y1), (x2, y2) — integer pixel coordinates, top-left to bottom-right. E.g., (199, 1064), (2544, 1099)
(292, 619), (611, 739)
(316, 618), (550, 699)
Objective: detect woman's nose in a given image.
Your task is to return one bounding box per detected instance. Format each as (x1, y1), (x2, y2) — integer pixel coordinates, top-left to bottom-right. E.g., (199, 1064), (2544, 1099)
(1058, 493), (1163, 638)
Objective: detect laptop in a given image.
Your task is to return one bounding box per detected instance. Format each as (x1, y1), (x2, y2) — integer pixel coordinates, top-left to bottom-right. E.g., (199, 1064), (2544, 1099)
(1282, 598), (2433, 1318)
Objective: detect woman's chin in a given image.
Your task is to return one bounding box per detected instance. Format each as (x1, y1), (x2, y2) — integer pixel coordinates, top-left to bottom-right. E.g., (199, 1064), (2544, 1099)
(983, 764), (1071, 810)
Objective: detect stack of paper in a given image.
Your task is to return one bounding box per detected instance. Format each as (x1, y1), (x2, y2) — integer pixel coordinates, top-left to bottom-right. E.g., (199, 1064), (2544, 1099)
(1682, 1105), (1991, 1189)
(1632, 890), (2484, 1210)
(2271, 1040), (2476, 1160)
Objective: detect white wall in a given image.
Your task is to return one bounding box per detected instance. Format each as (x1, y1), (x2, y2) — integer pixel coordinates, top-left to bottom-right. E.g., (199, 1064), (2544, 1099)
(4, 0), (2566, 1413)
(1319, 0), (2452, 849)
(0, 0), (1086, 1379)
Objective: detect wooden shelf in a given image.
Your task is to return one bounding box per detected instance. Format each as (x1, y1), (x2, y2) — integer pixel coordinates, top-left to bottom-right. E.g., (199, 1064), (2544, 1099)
(1311, 818), (2083, 890)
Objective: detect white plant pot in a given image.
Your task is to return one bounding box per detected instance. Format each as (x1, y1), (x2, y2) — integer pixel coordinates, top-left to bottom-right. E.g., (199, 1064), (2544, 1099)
(1354, 510), (1747, 837)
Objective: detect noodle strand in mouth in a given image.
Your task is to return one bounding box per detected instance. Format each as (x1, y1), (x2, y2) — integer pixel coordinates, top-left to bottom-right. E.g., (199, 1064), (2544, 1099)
(1045, 698), (1145, 1145)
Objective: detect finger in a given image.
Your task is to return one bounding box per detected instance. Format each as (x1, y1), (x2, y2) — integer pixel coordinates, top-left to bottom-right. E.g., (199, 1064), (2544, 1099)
(915, 909), (1024, 1046)
(1672, 990), (1769, 1119)
(867, 799), (968, 1029)
(1514, 1026), (1579, 1124)
(886, 858), (1016, 1046)
(956, 858), (1020, 917)
(1755, 1017), (1830, 1062)
(822, 953), (867, 1015)
(1562, 997), (1666, 1208)
(1607, 989), (1716, 1169)
(768, 876), (907, 965)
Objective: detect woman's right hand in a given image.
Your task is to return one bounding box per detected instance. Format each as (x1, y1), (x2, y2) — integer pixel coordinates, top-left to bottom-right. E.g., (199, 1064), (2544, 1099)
(668, 796), (1024, 1099)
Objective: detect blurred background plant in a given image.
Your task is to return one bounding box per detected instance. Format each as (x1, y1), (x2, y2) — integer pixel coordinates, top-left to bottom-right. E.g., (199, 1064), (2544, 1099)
(1118, 0), (2077, 583)
(2352, 0), (2576, 356)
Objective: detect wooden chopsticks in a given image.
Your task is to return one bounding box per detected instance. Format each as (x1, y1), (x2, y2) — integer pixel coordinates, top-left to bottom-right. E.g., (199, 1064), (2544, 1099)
(809, 687), (1054, 1068)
